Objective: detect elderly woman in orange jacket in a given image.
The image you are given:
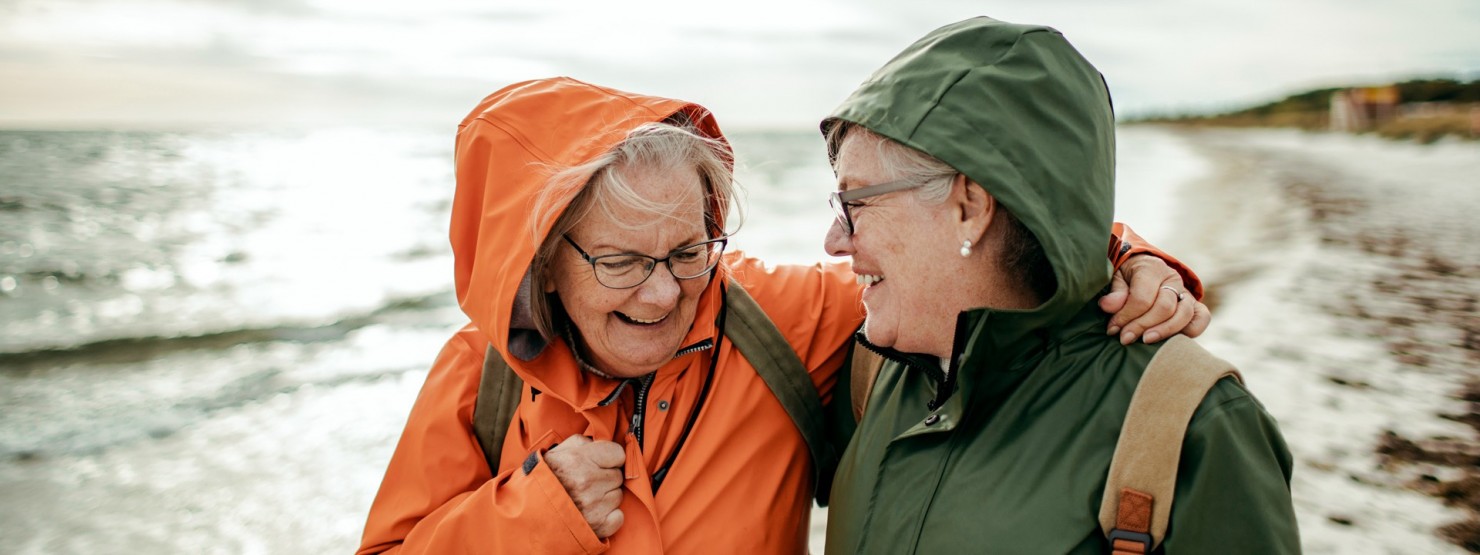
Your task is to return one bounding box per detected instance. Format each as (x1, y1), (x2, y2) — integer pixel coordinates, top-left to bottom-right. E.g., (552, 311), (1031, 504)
(356, 77), (1206, 554)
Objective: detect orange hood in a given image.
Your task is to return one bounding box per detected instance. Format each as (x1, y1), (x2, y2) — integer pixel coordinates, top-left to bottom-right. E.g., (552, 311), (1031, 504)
(450, 77), (730, 404)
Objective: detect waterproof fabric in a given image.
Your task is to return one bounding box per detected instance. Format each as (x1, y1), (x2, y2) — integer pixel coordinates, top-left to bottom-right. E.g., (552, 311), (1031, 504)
(822, 17), (1300, 554)
(358, 76), (1204, 555)
(357, 78), (865, 554)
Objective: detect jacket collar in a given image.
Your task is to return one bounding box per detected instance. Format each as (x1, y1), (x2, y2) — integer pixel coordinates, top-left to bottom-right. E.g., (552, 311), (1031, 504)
(859, 298), (1108, 412)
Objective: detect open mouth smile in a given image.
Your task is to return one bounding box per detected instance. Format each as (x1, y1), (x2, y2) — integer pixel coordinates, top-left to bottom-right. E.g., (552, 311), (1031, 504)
(616, 311), (668, 326)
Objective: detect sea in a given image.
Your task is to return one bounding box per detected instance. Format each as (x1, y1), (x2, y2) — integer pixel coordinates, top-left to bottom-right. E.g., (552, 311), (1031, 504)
(2, 125), (1474, 553)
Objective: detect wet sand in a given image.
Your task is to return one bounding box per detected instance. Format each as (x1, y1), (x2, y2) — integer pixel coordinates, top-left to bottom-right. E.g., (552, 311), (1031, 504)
(1153, 127), (1480, 553)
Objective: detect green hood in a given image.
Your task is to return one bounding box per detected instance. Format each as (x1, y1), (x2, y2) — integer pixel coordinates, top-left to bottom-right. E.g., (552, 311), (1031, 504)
(825, 16), (1116, 374)
(822, 19), (1300, 554)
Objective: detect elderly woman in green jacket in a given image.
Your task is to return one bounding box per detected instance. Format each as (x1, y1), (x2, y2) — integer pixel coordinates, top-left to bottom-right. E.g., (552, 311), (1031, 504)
(821, 17), (1300, 554)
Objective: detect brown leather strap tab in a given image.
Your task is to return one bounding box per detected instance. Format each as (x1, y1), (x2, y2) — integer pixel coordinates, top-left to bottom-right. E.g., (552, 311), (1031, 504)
(848, 340), (885, 422)
(1099, 336), (1243, 549)
(1109, 488), (1154, 554)
(1116, 488), (1153, 534)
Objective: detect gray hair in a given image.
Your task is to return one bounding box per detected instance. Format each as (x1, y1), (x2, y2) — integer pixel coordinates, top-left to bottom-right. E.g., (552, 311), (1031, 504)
(529, 116), (739, 340)
(826, 122), (1056, 303)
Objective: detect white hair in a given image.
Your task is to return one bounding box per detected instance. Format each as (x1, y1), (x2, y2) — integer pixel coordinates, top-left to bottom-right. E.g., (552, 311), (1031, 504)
(826, 121), (1056, 302)
(529, 116), (739, 339)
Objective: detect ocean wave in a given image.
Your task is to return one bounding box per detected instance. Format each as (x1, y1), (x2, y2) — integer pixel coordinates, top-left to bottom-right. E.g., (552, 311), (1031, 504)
(0, 292), (452, 368)
(0, 363), (423, 462)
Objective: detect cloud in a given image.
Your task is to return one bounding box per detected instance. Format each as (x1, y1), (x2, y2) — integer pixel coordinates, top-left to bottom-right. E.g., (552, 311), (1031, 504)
(1, 0), (1476, 128)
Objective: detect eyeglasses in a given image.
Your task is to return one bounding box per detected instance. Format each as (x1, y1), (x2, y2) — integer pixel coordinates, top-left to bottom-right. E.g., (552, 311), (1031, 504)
(827, 178), (928, 235)
(563, 235), (729, 289)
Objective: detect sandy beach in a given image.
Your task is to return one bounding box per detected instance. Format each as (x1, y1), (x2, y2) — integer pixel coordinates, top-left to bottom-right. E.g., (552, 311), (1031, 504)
(1143, 126), (1480, 553)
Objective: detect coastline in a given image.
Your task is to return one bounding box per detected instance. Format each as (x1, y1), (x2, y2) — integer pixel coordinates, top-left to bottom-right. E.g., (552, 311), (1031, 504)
(1152, 125), (1480, 553)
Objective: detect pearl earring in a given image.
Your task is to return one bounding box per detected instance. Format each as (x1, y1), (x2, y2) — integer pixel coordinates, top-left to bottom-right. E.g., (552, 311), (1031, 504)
(960, 239), (972, 257)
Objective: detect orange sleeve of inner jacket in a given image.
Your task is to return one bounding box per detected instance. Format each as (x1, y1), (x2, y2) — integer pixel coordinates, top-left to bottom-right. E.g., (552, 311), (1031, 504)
(1109, 222), (1205, 300)
(726, 255), (867, 404)
(357, 331), (606, 555)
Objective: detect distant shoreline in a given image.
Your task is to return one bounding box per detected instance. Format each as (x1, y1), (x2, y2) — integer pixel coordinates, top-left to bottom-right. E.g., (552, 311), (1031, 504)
(1126, 78), (1480, 144)
(1127, 117), (1477, 145)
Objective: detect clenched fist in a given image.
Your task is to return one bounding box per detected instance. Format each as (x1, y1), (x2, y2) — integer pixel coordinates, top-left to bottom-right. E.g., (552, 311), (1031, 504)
(544, 434), (626, 538)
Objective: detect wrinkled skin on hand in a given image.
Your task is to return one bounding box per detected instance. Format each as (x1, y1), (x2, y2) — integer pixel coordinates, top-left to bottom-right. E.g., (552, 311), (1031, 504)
(544, 434), (627, 538)
(1100, 254), (1211, 345)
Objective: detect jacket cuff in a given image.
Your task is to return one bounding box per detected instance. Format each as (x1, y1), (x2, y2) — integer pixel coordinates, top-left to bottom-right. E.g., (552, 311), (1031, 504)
(522, 450), (610, 554)
(1109, 222), (1205, 300)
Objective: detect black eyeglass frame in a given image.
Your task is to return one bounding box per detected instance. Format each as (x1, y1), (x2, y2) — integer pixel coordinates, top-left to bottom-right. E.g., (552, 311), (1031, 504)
(562, 234), (730, 289)
(827, 178), (931, 235)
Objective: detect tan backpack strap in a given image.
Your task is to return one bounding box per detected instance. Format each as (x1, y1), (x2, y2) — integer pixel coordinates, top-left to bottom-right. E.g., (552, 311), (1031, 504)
(1099, 336), (1243, 551)
(471, 344), (525, 474)
(848, 339), (886, 422)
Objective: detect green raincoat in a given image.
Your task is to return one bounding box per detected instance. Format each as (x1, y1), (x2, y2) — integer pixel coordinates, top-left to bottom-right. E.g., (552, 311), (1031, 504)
(822, 17), (1300, 554)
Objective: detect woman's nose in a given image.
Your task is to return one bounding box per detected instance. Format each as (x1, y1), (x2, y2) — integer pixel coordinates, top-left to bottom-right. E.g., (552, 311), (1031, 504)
(824, 219), (855, 258)
(636, 263), (682, 305)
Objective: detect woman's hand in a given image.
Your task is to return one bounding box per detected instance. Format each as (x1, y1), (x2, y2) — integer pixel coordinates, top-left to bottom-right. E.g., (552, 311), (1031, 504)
(544, 434), (627, 538)
(1099, 254), (1211, 345)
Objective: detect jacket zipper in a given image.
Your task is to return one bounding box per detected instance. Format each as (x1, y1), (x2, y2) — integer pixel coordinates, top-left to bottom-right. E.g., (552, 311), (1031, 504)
(630, 372), (656, 450)
(853, 318), (967, 411)
(631, 338), (712, 450)
(855, 334), (940, 381)
(674, 338), (714, 358)
(594, 337), (713, 410)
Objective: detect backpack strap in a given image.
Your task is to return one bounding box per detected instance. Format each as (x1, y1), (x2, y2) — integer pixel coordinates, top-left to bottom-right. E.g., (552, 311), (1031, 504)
(722, 282), (837, 485)
(849, 338), (886, 422)
(471, 344), (524, 474)
(1099, 335), (1243, 553)
(468, 283), (835, 483)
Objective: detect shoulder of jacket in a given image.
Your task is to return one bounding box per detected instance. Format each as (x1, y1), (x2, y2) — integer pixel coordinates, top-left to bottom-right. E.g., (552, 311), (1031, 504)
(1187, 377), (1261, 430)
(451, 325), (488, 357)
(729, 254), (854, 309)
(422, 325), (490, 393)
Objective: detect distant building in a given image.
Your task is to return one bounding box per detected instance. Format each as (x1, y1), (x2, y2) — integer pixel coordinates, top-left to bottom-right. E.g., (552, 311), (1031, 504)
(1330, 86), (1400, 132)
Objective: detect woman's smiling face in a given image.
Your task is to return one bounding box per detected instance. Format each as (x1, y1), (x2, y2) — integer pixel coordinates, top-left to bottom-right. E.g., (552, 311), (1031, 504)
(824, 131), (964, 357)
(549, 162), (712, 378)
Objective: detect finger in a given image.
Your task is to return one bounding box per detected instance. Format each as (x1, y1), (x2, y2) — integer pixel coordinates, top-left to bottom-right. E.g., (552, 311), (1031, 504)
(1186, 301), (1212, 338)
(585, 441), (627, 469)
(593, 508), (625, 538)
(576, 483), (623, 517)
(1119, 286), (1178, 345)
(1100, 271), (1129, 330)
(1113, 265), (1168, 334)
(549, 434), (591, 455)
(585, 467), (625, 493)
(596, 487), (624, 514)
(1140, 294), (1195, 344)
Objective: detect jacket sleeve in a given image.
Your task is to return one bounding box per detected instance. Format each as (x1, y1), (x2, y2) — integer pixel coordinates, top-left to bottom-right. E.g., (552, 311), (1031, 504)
(1109, 222), (1205, 300)
(357, 333), (607, 555)
(1162, 381), (1301, 553)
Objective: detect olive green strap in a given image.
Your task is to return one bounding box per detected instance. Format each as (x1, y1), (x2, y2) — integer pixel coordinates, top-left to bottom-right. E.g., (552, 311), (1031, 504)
(1099, 336), (1243, 549)
(472, 344), (524, 474)
(470, 284), (833, 481)
(723, 282), (836, 483)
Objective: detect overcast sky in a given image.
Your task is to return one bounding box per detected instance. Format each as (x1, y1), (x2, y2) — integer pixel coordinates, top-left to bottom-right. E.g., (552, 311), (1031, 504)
(1, 0), (1477, 130)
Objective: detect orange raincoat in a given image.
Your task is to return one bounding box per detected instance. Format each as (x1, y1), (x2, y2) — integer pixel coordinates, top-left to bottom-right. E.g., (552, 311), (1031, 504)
(357, 77), (1198, 554)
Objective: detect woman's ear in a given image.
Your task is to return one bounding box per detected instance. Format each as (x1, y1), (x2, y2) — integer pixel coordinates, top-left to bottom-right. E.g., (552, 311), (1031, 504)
(953, 173), (994, 245)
